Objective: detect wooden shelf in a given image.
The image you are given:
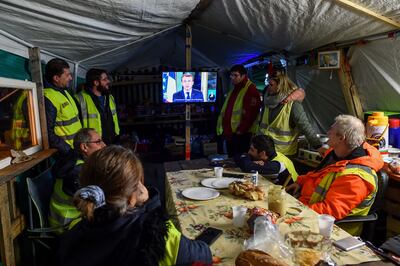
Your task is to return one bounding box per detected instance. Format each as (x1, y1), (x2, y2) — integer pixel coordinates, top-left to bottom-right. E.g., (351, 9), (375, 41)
(0, 149), (56, 185)
(121, 118), (210, 126)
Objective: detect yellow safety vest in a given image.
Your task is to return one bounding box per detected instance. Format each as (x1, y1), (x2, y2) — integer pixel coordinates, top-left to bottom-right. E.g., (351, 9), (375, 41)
(309, 164), (378, 235)
(75, 90), (120, 136)
(44, 88), (82, 147)
(159, 220), (182, 266)
(49, 159), (84, 233)
(259, 102), (299, 156)
(216, 80), (258, 135)
(11, 91), (30, 150)
(270, 152), (299, 181)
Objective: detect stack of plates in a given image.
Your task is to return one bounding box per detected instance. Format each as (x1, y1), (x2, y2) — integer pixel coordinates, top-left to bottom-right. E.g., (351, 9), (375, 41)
(201, 177), (242, 189)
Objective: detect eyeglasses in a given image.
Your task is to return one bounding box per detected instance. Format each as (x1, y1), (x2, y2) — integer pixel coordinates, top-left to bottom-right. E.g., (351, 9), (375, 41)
(230, 73), (240, 78)
(86, 139), (104, 144)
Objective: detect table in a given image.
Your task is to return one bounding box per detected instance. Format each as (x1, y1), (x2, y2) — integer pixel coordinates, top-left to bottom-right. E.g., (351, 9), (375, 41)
(165, 167), (382, 266)
(0, 149), (56, 266)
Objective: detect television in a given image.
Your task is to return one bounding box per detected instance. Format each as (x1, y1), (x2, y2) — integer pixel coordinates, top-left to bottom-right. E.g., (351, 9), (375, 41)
(162, 71), (217, 103)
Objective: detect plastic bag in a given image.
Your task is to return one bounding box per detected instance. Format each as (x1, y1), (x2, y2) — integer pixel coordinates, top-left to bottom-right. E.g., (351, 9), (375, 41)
(243, 216), (293, 263)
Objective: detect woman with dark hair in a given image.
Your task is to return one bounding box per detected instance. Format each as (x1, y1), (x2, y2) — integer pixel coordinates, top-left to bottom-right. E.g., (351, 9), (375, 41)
(57, 145), (211, 266)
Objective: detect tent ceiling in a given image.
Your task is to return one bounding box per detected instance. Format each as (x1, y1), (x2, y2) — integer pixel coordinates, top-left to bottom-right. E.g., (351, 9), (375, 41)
(0, 0), (399, 71)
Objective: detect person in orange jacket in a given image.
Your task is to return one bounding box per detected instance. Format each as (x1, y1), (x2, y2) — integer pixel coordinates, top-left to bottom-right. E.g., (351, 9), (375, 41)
(286, 114), (384, 235)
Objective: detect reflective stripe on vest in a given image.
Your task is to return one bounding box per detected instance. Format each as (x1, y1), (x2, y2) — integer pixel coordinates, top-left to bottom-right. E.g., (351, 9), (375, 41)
(216, 80), (258, 135)
(49, 179), (80, 228)
(75, 91), (120, 136)
(44, 88), (81, 147)
(11, 91), (30, 150)
(309, 164), (378, 217)
(258, 102), (299, 155)
(272, 152), (299, 181)
(159, 220), (182, 266)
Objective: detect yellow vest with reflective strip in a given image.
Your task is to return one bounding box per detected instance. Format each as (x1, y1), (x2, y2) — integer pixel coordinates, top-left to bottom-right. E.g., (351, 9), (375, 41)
(216, 80), (258, 135)
(271, 152), (299, 181)
(309, 164), (378, 235)
(48, 159), (83, 232)
(44, 88), (82, 147)
(309, 164), (377, 215)
(159, 220), (181, 266)
(49, 179), (81, 232)
(259, 102), (299, 155)
(75, 90), (120, 136)
(11, 91), (30, 150)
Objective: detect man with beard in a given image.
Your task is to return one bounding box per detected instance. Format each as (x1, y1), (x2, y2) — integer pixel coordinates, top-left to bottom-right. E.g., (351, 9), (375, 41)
(75, 69), (119, 144)
(234, 135), (298, 185)
(44, 58), (82, 155)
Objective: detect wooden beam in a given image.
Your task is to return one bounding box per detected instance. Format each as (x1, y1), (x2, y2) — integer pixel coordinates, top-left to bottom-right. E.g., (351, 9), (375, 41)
(335, 0), (400, 29)
(337, 49), (364, 119)
(185, 24), (192, 161)
(28, 47), (49, 149)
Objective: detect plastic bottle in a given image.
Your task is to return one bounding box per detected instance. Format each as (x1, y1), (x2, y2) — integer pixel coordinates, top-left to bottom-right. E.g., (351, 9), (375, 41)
(389, 118), (400, 149)
(366, 112), (389, 156)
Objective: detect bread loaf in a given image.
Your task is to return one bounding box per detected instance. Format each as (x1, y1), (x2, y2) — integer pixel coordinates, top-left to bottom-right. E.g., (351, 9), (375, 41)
(235, 249), (288, 266)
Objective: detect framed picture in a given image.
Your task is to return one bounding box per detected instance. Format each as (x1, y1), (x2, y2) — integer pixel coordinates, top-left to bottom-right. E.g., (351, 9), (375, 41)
(318, 50), (340, 69)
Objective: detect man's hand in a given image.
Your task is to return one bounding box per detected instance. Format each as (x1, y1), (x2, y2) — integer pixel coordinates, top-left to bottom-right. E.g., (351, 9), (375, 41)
(281, 88), (305, 104)
(254, 160), (265, 166)
(318, 146), (328, 157)
(286, 182), (301, 198)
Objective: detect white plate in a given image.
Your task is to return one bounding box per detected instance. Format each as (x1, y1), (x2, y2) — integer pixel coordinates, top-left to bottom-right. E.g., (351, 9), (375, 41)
(182, 187), (220, 200)
(211, 178), (242, 189)
(201, 178), (219, 188)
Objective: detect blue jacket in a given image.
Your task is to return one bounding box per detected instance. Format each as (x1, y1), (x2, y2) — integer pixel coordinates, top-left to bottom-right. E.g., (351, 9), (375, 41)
(56, 188), (211, 266)
(173, 89), (204, 102)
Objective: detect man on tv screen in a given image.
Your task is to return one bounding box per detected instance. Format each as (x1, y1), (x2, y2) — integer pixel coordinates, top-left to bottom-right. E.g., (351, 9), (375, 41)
(172, 73), (204, 102)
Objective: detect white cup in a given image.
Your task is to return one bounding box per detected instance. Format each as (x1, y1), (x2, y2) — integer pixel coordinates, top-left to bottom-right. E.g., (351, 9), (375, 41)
(318, 214), (335, 238)
(214, 167), (223, 178)
(232, 206), (247, 227)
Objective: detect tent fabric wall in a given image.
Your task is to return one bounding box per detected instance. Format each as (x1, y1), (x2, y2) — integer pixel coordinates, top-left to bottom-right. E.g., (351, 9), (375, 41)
(288, 66), (348, 133)
(349, 38), (400, 112)
(0, 49), (31, 80)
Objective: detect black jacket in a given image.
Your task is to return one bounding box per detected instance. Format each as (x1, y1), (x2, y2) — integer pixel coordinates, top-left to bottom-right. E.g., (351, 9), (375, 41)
(234, 153), (290, 185)
(51, 150), (82, 196)
(56, 188), (211, 266)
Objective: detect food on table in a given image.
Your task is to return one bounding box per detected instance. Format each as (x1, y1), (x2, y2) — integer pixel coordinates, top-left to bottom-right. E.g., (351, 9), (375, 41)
(389, 160), (400, 174)
(294, 248), (321, 266)
(286, 231), (324, 248)
(235, 249), (289, 266)
(268, 186), (287, 216)
(228, 181), (265, 201)
(247, 207), (280, 231)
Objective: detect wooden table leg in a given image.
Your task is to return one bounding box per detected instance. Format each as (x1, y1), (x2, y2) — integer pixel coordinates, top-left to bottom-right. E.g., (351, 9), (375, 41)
(0, 182), (16, 266)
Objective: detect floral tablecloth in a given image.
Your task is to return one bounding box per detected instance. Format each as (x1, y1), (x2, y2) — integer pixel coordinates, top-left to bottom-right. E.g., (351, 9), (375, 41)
(165, 169), (381, 265)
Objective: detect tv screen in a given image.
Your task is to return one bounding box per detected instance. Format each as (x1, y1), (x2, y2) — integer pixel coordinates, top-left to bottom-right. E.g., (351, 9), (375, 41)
(162, 71), (217, 103)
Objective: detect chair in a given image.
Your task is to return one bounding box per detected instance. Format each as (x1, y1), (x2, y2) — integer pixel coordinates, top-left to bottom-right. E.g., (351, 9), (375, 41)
(335, 169), (389, 242)
(26, 167), (63, 265)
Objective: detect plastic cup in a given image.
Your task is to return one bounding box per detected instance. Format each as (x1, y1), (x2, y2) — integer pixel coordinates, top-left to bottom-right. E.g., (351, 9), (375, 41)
(318, 214), (335, 238)
(214, 167), (223, 178)
(232, 206), (247, 227)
